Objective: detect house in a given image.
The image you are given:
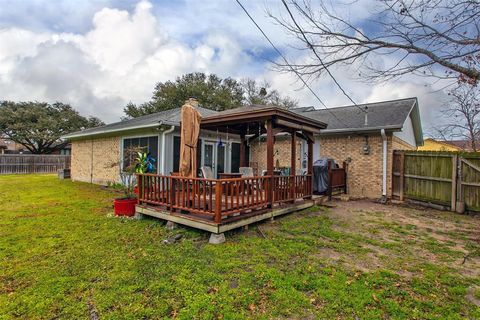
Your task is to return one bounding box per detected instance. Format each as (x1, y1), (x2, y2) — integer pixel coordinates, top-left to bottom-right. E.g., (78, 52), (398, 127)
(65, 100), (328, 241)
(418, 138), (478, 152)
(0, 135), (71, 155)
(0, 136), (30, 154)
(418, 138), (461, 152)
(290, 97), (423, 199)
(63, 97), (423, 199)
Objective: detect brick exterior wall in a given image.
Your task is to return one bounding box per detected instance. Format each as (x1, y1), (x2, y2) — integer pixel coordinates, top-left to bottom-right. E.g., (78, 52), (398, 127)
(250, 136), (302, 173)
(251, 133), (415, 199)
(71, 137), (121, 185)
(318, 134), (415, 198)
(319, 135), (393, 198)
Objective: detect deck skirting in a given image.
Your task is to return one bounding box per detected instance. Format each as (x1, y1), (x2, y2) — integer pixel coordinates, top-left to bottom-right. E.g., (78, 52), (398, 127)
(136, 201), (314, 234)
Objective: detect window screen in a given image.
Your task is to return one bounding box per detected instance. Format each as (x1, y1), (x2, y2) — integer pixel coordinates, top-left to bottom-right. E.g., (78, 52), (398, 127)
(231, 142), (240, 173)
(123, 136), (158, 171)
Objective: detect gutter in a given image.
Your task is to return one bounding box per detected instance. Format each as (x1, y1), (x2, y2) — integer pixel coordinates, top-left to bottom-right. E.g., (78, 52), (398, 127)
(318, 124), (402, 135)
(62, 121), (178, 140)
(160, 125), (175, 175)
(380, 129), (388, 203)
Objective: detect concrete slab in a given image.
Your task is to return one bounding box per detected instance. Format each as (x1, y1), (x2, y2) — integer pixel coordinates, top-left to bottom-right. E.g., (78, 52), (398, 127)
(209, 233), (226, 244)
(134, 212), (145, 220)
(166, 221), (177, 230)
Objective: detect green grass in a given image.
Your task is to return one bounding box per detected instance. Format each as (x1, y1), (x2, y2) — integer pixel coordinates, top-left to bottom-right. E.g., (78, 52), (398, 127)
(1, 175), (479, 319)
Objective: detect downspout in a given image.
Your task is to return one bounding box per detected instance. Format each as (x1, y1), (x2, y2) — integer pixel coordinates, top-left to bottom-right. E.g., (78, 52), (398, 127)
(380, 129), (388, 203)
(161, 125), (175, 175)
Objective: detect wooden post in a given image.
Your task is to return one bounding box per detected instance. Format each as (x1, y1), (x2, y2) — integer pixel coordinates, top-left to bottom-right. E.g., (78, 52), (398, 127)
(266, 119), (274, 207)
(452, 154), (458, 212)
(342, 161), (348, 194)
(169, 177), (176, 212)
(327, 161), (333, 200)
(215, 181), (222, 224)
(137, 174), (143, 204)
(290, 131), (296, 203)
(399, 152), (405, 201)
(31, 155), (35, 174)
(306, 138), (313, 199)
(240, 133), (246, 168)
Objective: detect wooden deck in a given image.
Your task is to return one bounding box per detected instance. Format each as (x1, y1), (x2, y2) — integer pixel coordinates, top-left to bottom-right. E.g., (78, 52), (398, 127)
(136, 200), (315, 234)
(136, 173), (314, 233)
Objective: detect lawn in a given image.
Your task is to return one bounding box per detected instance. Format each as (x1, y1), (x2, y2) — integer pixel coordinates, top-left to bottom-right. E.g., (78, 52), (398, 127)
(1, 175), (479, 319)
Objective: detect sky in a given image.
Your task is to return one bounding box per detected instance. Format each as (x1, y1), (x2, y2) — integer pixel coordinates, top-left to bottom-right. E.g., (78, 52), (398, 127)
(0, 0), (451, 133)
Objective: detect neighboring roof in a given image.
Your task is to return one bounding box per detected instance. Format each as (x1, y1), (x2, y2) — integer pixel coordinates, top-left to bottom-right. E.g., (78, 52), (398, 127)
(293, 97), (423, 145)
(63, 106), (218, 139)
(444, 139), (478, 151)
(419, 138), (461, 151)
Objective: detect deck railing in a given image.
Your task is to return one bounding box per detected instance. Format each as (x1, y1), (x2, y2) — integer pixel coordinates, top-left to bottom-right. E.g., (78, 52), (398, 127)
(327, 167), (347, 198)
(137, 173), (313, 224)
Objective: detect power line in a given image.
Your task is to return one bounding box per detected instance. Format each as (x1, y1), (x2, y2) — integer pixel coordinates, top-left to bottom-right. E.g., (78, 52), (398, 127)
(281, 0), (365, 113)
(234, 0), (350, 127)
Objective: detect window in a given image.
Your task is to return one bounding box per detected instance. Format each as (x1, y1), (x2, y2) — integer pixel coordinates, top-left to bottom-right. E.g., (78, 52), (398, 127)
(123, 136), (158, 171)
(172, 137), (202, 175)
(231, 142), (240, 173)
(173, 136), (181, 172)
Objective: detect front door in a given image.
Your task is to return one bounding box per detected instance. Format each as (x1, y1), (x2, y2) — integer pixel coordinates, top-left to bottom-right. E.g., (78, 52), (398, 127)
(202, 142), (227, 178)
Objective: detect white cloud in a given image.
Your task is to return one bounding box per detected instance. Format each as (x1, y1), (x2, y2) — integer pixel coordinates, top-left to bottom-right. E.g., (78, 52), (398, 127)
(0, 0), (255, 122)
(0, 0), (451, 136)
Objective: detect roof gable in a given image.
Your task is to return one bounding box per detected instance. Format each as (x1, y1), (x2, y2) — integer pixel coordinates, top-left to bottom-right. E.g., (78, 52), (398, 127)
(293, 97), (423, 144)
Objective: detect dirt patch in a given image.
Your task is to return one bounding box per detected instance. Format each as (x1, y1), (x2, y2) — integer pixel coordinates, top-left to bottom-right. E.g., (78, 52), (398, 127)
(320, 199), (480, 278)
(466, 286), (480, 307)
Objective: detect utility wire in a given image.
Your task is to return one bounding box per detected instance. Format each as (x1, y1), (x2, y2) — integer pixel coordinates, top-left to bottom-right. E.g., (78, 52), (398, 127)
(281, 1), (366, 113)
(235, 0), (350, 127)
(281, 0), (365, 113)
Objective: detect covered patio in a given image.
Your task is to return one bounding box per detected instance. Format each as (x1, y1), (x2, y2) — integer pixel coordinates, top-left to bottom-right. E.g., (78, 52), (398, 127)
(135, 106), (327, 241)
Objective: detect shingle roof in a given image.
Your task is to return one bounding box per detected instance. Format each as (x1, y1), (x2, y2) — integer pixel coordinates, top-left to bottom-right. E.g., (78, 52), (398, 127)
(63, 97), (422, 143)
(445, 139), (479, 152)
(292, 97), (417, 132)
(63, 106), (218, 139)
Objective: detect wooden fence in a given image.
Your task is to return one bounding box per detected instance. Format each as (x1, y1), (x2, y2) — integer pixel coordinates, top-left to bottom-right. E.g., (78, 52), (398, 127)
(392, 150), (480, 212)
(0, 154), (71, 174)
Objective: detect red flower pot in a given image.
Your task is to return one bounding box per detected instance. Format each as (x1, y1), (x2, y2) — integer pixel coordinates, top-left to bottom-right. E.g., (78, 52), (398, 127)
(114, 198), (137, 216)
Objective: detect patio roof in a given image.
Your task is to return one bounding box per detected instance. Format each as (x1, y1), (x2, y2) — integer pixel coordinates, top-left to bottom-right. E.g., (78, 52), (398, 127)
(200, 105), (327, 135)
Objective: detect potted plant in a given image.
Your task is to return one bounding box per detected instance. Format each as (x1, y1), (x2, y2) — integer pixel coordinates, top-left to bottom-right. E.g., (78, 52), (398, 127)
(113, 164), (138, 217)
(107, 147), (156, 217)
(133, 152), (157, 196)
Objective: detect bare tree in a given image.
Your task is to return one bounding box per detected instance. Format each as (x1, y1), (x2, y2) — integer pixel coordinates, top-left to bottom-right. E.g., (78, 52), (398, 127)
(437, 85), (480, 151)
(269, 0), (480, 85)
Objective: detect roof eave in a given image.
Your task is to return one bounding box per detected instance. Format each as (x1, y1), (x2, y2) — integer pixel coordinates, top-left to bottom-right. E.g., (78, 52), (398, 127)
(202, 106), (327, 130)
(62, 121), (178, 140)
(317, 124), (403, 135)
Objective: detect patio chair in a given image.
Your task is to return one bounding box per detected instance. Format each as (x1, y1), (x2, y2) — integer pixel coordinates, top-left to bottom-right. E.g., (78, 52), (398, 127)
(200, 166), (215, 180)
(249, 162), (258, 176)
(295, 169), (305, 176)
(239, 167), (254, 178)
(239, 167), (255, 193)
